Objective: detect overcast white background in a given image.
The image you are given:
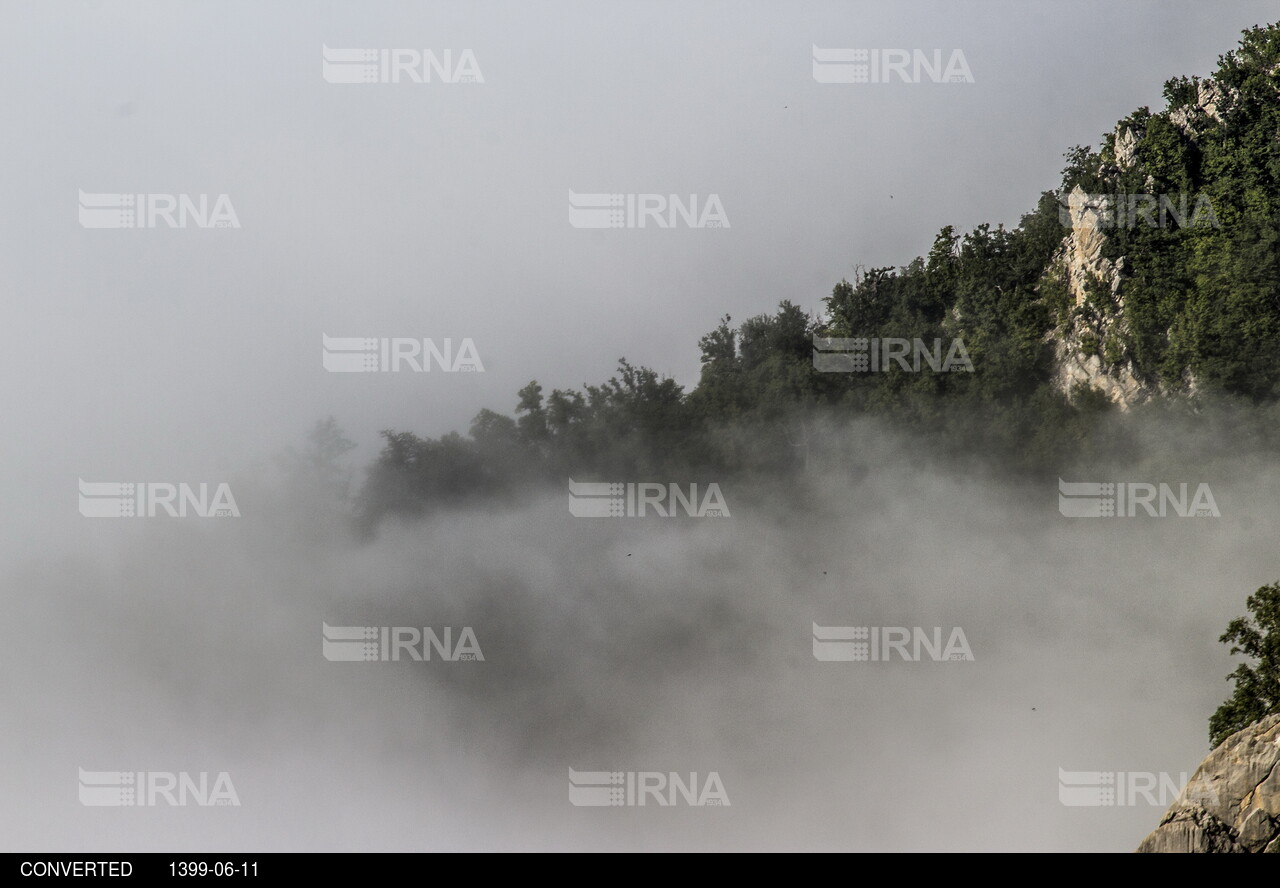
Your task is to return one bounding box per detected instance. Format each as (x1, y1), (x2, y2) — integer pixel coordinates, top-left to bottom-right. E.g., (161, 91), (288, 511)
(2, 0), (1278, 852)
(2, 0), (1272, 551)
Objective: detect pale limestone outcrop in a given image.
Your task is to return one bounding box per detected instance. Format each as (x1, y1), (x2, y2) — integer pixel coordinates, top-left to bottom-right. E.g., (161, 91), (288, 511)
(1137, 714), (1280, 853)
(1169, 78), (1228, 133)
(1113, 124), (1143, 170)
(1049, 186), (1151, 409)
(1060, 185), (1115, 309)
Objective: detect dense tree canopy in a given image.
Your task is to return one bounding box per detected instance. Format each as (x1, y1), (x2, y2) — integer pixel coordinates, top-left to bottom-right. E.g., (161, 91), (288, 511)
(355, 23), (1280, 528)
(1210, 582), (1280, 747)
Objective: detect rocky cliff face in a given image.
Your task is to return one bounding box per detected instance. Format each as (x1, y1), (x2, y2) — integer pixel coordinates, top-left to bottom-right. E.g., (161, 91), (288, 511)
(1049, 184), (1150, 409)
(1168, 77), (1227, 133)
(1047, 75), (1234, 411)
(1136, 713), (1280, 853)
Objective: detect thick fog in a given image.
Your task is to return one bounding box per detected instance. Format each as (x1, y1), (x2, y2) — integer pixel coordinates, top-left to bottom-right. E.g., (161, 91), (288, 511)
(4, 0), (1279, 853)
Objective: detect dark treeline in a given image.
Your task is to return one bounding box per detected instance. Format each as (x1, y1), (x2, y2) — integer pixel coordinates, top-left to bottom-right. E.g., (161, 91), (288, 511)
(354, 23), (1280, 532)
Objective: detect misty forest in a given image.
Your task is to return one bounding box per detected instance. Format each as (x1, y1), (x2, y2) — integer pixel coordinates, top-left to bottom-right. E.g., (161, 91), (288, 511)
(10, 7), (1280, 855)
(286, 23), (1280, 852)
(343, 25), (1280, 744)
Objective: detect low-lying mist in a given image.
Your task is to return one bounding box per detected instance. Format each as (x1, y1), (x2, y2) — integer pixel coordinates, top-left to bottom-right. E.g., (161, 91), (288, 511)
(6, 407), (1279, 851)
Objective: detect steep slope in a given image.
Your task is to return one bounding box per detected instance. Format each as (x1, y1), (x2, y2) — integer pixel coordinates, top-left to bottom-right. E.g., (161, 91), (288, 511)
(1137, 713), (1280, 853)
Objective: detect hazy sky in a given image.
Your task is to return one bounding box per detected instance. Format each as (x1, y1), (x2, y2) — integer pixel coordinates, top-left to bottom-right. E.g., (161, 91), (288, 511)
(5, 2), (1275, 529)
(3, 0), (1279, 852)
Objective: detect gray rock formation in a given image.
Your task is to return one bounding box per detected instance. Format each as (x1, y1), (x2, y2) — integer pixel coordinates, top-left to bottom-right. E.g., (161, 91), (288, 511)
(1169, 78), (1228, 134)
(1059, 185), (1116, 309)
(1113, 123), (1144, 171)
(1136, 713), (1280, 853)
(1044, 73), (1247, 410)
(1049, 185), (1150, 409)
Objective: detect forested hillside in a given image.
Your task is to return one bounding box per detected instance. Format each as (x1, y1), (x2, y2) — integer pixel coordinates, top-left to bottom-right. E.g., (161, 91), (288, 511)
(357, 23), (1280, 529)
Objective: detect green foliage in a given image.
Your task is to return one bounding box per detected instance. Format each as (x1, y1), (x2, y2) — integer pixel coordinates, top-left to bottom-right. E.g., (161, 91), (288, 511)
(1069, 382), (1112, 414)
(1102, 335), (1125, 366)
(1061, 145), (1103, 193)
(350, 22), (1280, 528)
(1105, 24), (1280, 399)
(1162, 76), (1198, 109)
(1079, 332), (1099, 358)
(1210, 582), (1280, 747)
